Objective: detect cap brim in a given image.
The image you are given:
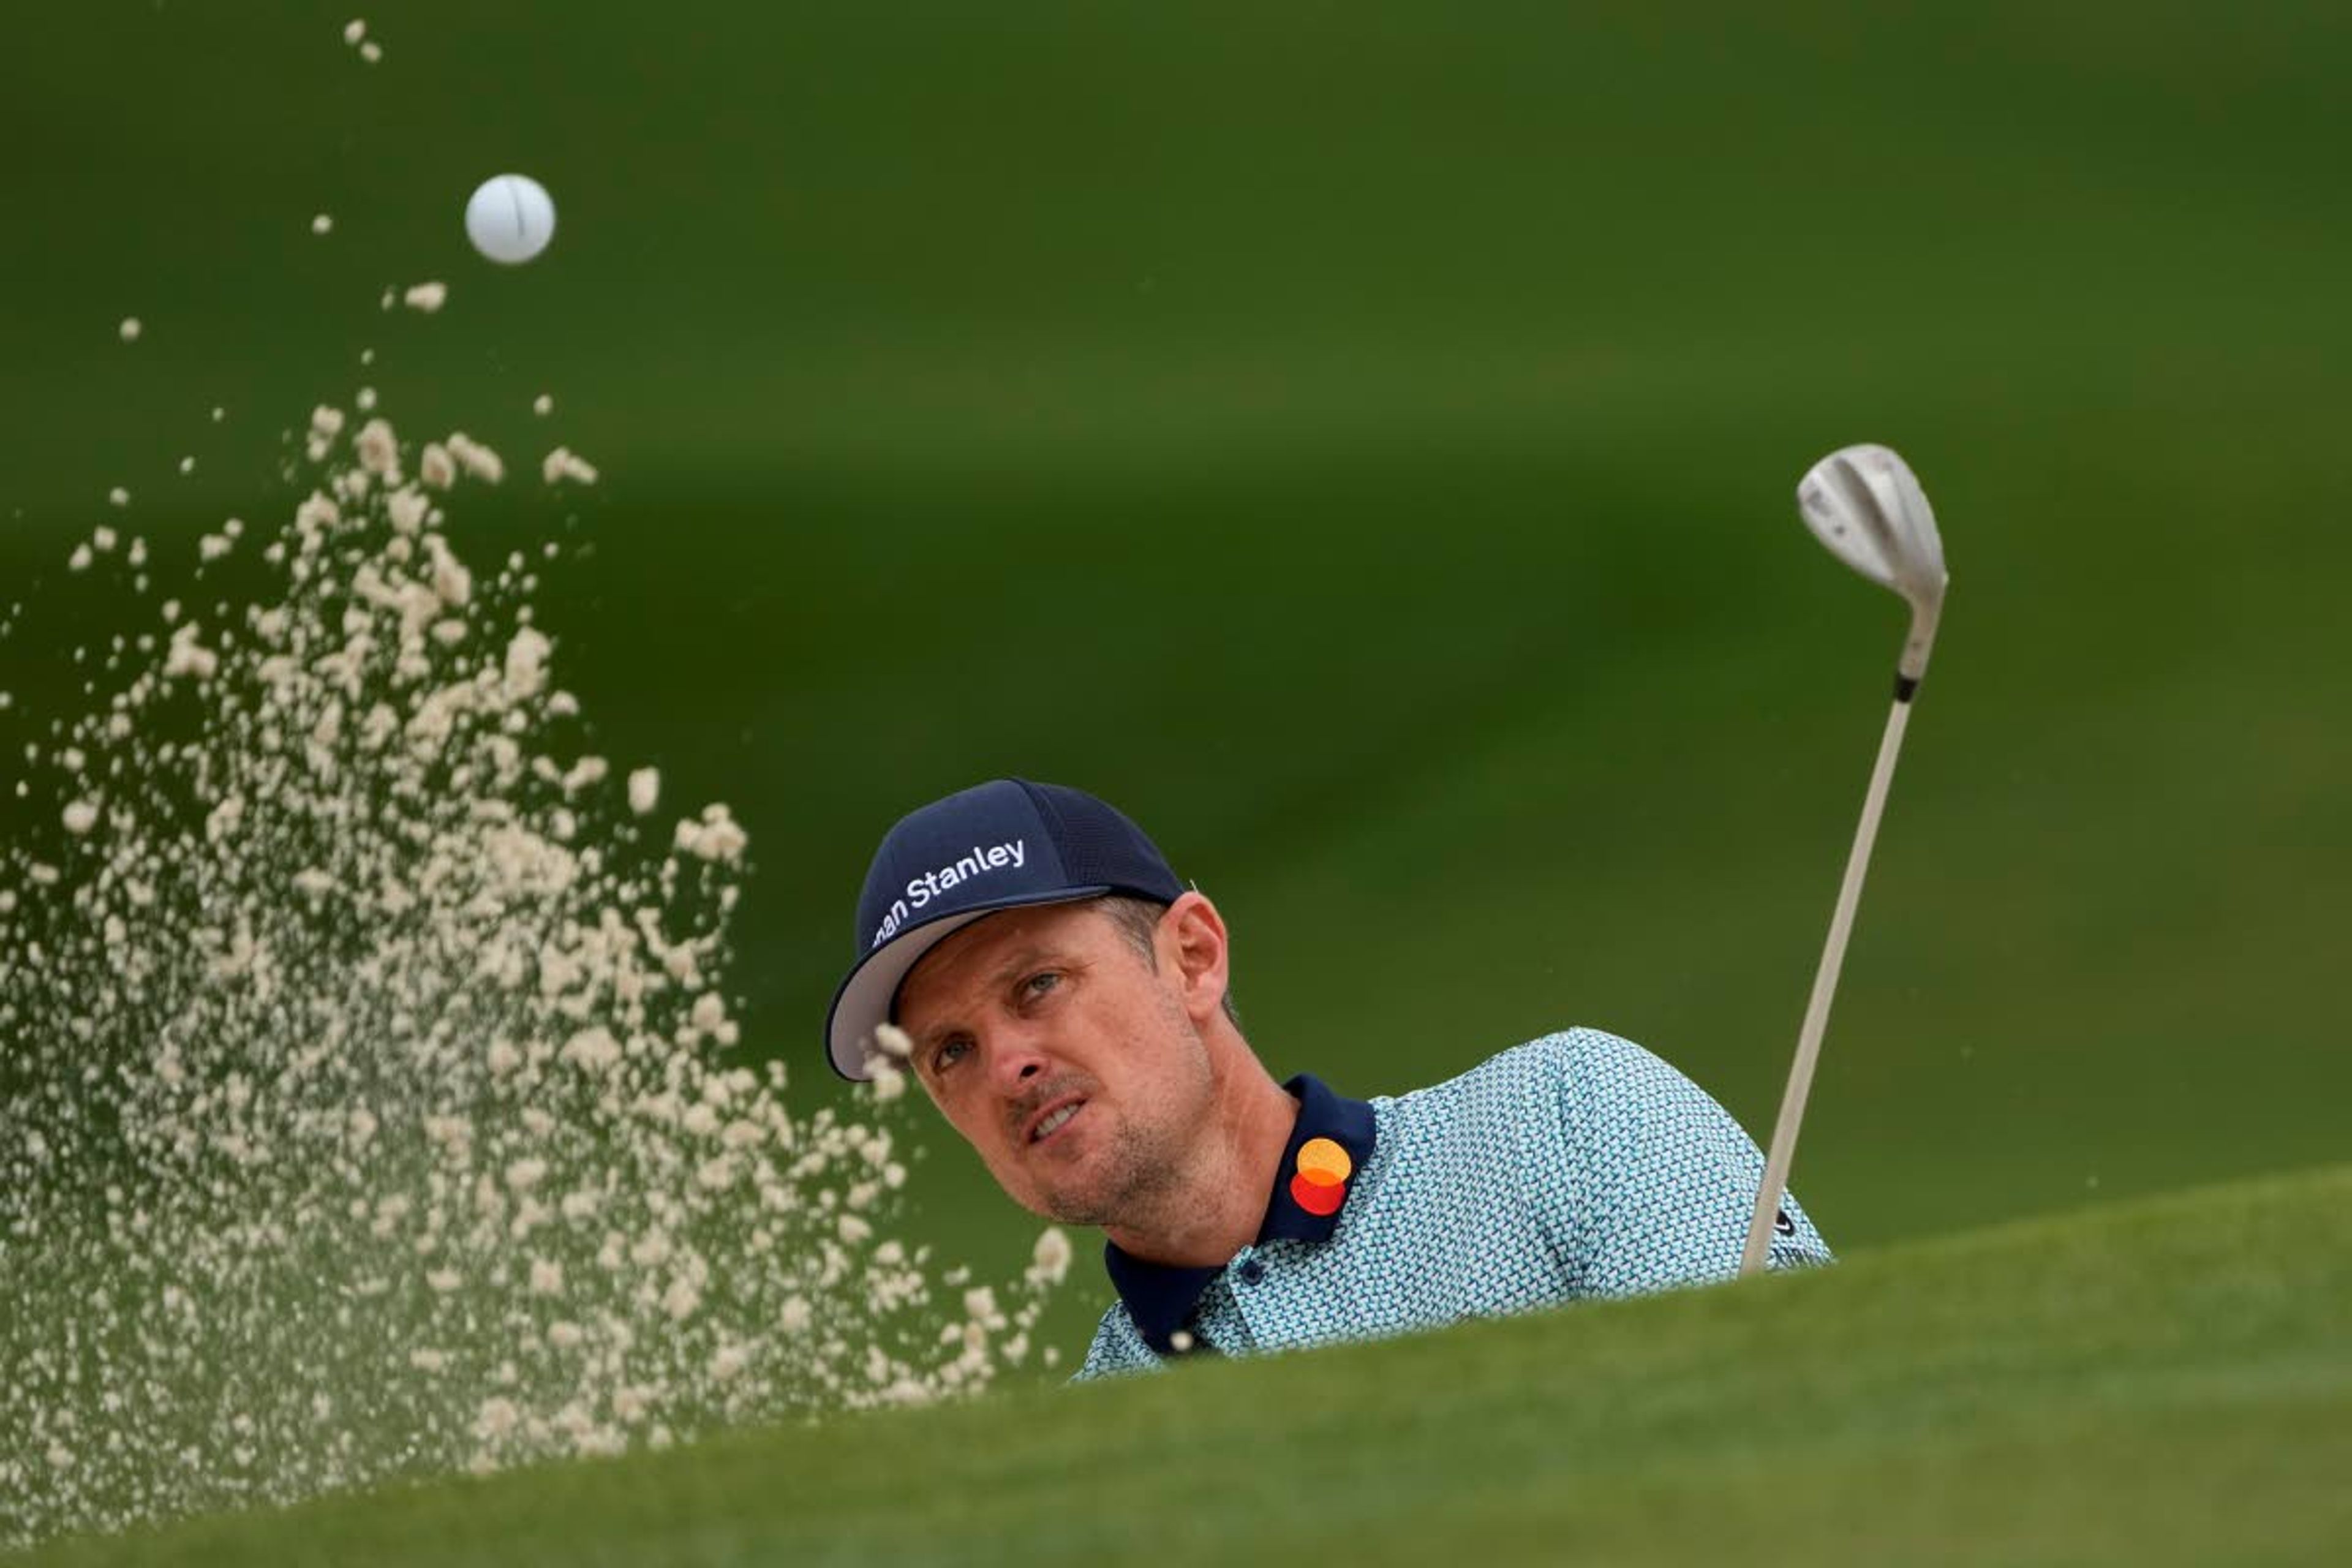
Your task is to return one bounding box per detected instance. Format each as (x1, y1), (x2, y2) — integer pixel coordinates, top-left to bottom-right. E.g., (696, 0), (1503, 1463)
(823, 884), (1112, 1080)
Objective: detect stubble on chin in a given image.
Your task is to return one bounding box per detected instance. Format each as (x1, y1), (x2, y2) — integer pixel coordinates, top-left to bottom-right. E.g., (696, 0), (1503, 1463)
(1033, 1105), (1195, 1231)
(1031, 1134), (1134, 1230)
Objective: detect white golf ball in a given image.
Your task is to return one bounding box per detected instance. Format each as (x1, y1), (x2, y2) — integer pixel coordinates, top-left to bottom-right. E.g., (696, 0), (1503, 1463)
(465, 174), (557, 265)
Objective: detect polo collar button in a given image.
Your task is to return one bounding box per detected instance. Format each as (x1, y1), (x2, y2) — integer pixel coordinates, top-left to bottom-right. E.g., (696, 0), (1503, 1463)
(1236, 1258), (1265, 1285)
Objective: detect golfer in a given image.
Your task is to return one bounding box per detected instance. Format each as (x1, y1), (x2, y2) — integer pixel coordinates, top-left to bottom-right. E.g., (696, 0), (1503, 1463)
(824, 779), (1831, 1378)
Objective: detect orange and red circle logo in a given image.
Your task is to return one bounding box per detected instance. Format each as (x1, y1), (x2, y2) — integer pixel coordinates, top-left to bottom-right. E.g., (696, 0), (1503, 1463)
(1289, 1137), (1353, 1217)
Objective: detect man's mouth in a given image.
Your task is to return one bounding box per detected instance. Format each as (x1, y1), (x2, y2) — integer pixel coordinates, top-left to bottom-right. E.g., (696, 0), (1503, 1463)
(1027, 1098), (1085, 1145)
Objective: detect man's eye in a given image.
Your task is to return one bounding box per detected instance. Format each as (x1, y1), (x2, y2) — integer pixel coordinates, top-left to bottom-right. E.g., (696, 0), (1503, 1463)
(1022, 971), (1061, 1000)
(933, 1038), (971, 1072)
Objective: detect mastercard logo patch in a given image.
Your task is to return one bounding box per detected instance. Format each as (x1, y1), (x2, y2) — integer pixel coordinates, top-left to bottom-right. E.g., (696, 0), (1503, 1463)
(1287, 1137), (1353, 1218)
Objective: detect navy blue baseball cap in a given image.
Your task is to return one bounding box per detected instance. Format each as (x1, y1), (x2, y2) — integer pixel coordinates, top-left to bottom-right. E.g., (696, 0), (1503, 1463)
(823, 779), (1185, 1080)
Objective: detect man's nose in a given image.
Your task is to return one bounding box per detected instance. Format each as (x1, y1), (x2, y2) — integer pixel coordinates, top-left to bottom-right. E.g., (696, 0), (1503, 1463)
(987, 1031), (1049, 1095)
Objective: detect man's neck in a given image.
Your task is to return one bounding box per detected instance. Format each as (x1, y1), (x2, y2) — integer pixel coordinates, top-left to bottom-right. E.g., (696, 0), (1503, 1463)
(1102, 1061), (1298, 1269)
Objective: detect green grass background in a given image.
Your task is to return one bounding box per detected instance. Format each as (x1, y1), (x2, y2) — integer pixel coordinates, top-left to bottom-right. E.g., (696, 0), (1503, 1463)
(3, 0), (2348, 1399)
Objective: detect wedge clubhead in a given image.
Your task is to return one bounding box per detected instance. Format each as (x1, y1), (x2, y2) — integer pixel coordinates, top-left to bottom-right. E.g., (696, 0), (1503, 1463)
(1797, 443), (1949, 688)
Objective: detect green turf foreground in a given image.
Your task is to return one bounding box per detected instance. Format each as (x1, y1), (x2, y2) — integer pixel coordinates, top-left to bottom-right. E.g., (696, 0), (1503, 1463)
(31, 1165), (2351, 1568)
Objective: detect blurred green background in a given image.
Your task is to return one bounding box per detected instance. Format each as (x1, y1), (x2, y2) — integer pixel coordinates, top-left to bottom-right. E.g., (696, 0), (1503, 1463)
(3, 1), (2346, 1373)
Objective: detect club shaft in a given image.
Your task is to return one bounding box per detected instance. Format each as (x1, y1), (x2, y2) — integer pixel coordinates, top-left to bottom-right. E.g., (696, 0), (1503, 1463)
(1741, 694), (1915, 1276)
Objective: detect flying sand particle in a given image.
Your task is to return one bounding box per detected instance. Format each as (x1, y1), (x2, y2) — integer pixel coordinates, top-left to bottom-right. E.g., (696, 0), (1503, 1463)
(541, 448), (598, 486)
(1028, 1227), (1073, 1286)
(627, 767), (660, 816)
(443, 432), (504, 483)
(353, 418), (399, 478)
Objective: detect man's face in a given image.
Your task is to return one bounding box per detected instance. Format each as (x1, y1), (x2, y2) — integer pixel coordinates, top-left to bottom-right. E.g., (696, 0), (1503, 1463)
(894, 899), (1216, 1227)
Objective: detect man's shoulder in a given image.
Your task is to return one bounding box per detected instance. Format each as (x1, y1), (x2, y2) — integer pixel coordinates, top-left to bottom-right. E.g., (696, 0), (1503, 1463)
(1354, 1029), (1662, 1178)
(1374, 1028), (1716, 1176)
(1389, 1027), (1660, 1113)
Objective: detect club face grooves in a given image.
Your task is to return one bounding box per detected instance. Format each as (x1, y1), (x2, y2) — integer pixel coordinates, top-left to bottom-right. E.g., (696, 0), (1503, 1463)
(1819, 454), (1902, 590)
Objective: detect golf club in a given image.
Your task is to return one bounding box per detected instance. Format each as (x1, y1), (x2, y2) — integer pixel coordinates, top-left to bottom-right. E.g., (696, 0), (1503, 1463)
(1741, 443), (1950, 1276)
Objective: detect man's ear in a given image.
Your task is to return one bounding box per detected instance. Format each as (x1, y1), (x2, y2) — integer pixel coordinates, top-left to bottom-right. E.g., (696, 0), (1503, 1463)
(1160, 891), (1231, 1027)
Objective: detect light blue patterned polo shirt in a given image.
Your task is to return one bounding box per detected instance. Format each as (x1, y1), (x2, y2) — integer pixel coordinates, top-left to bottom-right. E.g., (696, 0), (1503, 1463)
(1075, 1028), (1831, 1378)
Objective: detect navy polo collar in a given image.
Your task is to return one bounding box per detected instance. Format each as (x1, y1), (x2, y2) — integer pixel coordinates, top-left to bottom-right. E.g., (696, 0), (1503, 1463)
(1102, 1073), (1378, 1355)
